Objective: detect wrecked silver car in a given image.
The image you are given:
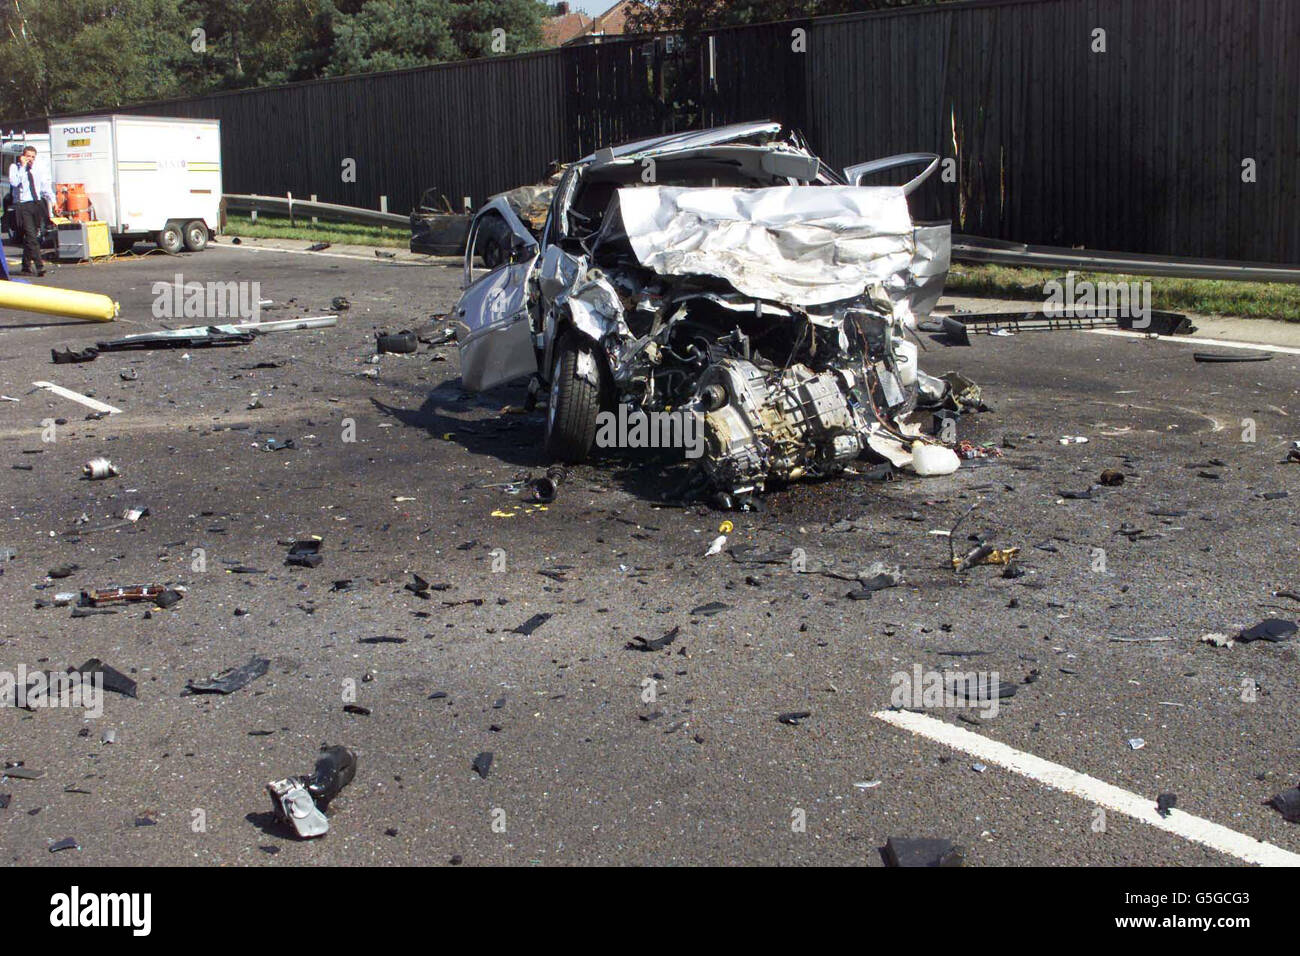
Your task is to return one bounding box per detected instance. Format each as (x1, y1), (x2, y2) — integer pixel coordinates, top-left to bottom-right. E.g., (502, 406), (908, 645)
(451, 121), (960, 504)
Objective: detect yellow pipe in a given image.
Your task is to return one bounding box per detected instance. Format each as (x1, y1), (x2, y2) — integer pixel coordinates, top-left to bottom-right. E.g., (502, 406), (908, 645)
(0, 281), (118, 322)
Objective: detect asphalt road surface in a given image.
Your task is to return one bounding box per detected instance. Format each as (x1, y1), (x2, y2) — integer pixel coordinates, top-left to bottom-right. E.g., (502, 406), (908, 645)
(2, 239), (1298, 866)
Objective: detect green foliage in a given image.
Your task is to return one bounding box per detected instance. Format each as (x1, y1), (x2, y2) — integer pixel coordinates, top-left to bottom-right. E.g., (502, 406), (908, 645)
(0, 0), (549, 117)
(625, 0), (951, 34)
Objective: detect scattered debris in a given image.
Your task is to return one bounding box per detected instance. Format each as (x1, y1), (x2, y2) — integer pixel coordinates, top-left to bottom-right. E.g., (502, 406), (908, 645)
(530, 466), (566, 503)
(777, 711), (811, 726)
(1200, 633), (1234, 649)
(882, 836), (964, 867)
(1156, 793), (1177, 818)
(266, 744), (357, 839)
(1098, 469), (1125, 486)
(512, 613), (552, 636)
(285, 538), (323, 568)
(1127, 738), (1146, 750)
(1268, 786), (1300, 823)
(472, 752), (493, 779)
(82, 457), (119, 480)
(1237, 619), (1296, 644)
(690, 601), (730, 616)
(71, 659), (138, 698)
(49, 837), (80, 853)
(626, 626), (679, 652)
(1192, 350), (1272, 363)
(376, 330), (418, 354)
(184, 657), (270, 695)
(306, 242), (331, 252)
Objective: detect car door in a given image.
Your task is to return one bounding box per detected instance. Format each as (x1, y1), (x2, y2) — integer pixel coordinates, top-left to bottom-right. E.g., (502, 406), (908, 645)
(452, 199), (541, 391)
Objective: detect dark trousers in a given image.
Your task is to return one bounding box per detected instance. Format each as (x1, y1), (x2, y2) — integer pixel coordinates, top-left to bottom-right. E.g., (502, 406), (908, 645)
(17, 200), (45, 271)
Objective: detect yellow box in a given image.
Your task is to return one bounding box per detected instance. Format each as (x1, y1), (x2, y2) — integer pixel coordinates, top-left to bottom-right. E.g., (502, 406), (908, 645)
(56, 220), (111, 260)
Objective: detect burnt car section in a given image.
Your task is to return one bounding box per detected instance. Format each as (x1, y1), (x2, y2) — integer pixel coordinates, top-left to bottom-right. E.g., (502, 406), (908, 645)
(450, 122), (962, 504)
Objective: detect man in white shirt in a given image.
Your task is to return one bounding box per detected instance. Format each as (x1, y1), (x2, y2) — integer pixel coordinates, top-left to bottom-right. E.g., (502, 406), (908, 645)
(8, 145), (54, 276)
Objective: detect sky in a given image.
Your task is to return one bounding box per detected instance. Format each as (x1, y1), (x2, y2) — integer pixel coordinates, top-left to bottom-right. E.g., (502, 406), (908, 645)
(561, 1), (615, 14)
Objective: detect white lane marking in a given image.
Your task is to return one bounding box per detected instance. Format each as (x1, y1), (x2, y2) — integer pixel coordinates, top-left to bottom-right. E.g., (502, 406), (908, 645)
(873, 709), (1300, 866)
(1090, 328), (1300, 355)
(31, 382), (122, 415)
(219, 243), (433, 266)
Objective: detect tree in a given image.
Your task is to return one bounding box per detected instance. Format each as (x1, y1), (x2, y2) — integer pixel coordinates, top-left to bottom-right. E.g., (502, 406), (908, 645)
(625, 0), (952, 34)
(0, 0), (189, 117)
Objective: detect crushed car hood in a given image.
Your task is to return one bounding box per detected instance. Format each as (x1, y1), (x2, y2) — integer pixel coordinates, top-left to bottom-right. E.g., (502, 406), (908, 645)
(614, 184), (917, 308)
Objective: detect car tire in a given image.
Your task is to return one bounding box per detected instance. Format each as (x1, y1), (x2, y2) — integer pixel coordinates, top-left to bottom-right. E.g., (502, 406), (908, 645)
(183, 220), (209, 252)
(155, 222), (185, 255)
(544, 337), (603, 463)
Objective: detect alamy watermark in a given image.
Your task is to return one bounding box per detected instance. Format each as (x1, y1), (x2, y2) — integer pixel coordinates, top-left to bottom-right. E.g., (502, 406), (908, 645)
(152, 274), (261, 322)
(1, 666), (103, 718)
(891, 665), (1004, 719)
(594, 405), (704, 459)
(1044, 272), (1151, 328)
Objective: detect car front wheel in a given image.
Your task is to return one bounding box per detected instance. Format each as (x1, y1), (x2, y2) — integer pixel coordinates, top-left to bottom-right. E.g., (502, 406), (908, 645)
(544, 337), (603, 463)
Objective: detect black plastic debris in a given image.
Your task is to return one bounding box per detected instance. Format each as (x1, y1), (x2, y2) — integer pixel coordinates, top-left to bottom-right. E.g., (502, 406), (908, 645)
(376, 330), (418, 354)
(286, 539), (323, 568)
(1193, 350), (1272, 363)
(1057, 488), (1095, 500)
(97, 329), (254, 352)
(71, 659), (137, 699)
(344, 704), (371, 716)
(306, 242), (331, 252)
(154, 589), (184, 609)
(331, 296), (350, 311)
(626, 626), (680, 652)
(47, 565), (77, 579)
(512, 613), (551, 636)
(1237, 619), (1296, 644)
(1099, 469), (1125, 486)
(690, 601), (730, 617)
(52, 346), (99, 364)
(882, 837), (965, 867)
(1156, 793), (1177, 818)
(184, 656), (269, 695)
(1268, 787), (1300, 823)
(472, 751), (493, 779)
(49, 837), (80, 853)
(264, 438), (296, 452)
(0, 794), (9, 808)
(359, 636), (407, 644)
(777, 711), (811, 726)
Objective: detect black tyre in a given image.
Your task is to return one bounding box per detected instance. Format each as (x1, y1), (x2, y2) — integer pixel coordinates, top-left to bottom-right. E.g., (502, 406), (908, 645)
(113, 236), (137, 254)
(155, 222), (184, 255)
(544, 337), (603, 463)
(183, 219), (209, 252)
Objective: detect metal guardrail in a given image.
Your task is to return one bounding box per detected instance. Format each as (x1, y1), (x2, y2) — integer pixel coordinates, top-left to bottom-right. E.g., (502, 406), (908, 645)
(224, 194), (408, 228)
(952, 235), (1300, 285)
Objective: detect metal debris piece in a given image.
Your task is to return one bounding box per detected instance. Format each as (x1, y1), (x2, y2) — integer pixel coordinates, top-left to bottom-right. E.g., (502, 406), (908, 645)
(184, 656), (270, 695)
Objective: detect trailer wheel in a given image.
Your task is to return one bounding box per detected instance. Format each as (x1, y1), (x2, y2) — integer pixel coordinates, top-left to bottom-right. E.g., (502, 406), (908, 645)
(156, 222), (185, 255)
(183, 220), (209, 252)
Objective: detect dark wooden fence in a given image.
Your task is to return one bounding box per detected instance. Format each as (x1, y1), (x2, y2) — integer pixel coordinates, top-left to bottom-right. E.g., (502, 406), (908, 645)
(6, 0), (1296, 263)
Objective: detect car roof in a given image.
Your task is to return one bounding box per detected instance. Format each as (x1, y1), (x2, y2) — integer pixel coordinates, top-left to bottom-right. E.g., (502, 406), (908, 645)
(577, 121), (786, 164)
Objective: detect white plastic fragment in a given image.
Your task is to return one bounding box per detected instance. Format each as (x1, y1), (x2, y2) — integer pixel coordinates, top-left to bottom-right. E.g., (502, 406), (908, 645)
(910, 444), (960, 476)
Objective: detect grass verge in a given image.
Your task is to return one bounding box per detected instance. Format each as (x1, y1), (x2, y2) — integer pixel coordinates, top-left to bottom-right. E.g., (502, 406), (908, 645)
(946, 263), (1300, 322)
(223, 213), (408, 248)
